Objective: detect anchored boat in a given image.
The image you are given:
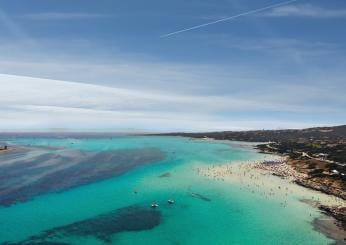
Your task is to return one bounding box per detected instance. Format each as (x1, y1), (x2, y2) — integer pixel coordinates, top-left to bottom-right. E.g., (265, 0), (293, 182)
(151, 203), (159, 208)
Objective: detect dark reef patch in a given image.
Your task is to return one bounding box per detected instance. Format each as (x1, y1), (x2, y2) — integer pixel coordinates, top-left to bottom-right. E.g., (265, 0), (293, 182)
(158, 172), (171, 178)
(3, 205), (161, 245)
(189, 192), (211, 202)
(0, 147), (166, 207)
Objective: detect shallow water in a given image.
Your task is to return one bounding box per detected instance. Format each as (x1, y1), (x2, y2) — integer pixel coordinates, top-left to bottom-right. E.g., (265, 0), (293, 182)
(0, 136), (333, 244)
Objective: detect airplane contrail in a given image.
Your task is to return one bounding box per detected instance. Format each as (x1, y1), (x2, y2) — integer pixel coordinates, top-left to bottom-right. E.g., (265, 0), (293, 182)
(161, 0), (298, 38)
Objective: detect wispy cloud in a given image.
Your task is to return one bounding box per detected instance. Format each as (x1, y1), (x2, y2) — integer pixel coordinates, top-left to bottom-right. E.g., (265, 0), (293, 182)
(0, 73), (309, 114)
(0, 74), (344, 131)
(261, 4), (346, 18)
(21, 12), (109, 21)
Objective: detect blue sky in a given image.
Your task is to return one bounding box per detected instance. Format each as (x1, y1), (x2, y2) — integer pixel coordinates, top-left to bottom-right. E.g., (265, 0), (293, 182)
(0, 0), (345, 132)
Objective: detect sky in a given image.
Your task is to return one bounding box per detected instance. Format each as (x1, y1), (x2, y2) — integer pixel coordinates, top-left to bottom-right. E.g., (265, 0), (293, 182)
(0, 0), (345, 132)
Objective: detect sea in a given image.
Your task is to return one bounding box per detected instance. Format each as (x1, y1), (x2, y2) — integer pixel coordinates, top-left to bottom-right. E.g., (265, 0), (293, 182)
(0, 135), (334, 245)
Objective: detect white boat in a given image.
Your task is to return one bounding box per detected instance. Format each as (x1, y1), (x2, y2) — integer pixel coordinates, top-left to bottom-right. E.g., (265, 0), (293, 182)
(168, 199), (174, 204)
(151, 203), (159, 208)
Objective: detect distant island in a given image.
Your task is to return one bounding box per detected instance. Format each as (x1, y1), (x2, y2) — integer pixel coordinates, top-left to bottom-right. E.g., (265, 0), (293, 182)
(157, 125), (346, 231)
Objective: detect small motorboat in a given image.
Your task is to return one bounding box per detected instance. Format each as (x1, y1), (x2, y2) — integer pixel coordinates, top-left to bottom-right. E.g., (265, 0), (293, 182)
(151, 203), (159, 208)
(167, 199), (174, 204)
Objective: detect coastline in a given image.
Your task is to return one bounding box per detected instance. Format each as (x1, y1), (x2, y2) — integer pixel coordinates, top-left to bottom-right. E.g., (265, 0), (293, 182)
(1, 137), (345, 243)
(196, 150), (346, 244)
(194, 137), (346, 235)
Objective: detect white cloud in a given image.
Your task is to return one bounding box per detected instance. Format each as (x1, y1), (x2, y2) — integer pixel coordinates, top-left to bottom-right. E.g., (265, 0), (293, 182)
(0, 74), (287, 113)
(0, 74), (344, 131)
(261, 4), (346, 18)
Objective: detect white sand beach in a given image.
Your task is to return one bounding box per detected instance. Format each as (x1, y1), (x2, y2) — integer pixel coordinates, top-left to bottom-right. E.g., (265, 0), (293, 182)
(196, 157), (345, 208)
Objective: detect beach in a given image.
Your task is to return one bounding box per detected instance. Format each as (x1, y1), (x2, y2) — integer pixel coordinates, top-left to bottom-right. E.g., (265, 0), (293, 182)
(197, 155), (346, 242)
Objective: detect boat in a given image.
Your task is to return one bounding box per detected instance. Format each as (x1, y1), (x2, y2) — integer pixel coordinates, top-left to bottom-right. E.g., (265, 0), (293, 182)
(151, 203), (159, 208)
(168, 199), (174, 204)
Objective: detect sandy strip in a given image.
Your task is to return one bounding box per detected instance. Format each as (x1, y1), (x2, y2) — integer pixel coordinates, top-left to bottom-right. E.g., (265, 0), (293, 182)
(195, 155), (345, 207)
(195, 156), (346, 242)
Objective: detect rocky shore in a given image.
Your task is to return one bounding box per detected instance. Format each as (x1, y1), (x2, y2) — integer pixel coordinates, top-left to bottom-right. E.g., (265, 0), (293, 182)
(156, 125), (346, 243)
(295, 178), (346, 202)
(254, 158), (345, 199)
(197, 155), (346, 243)
(254, 158), (346, 241)
(319, 205), (346, 231)
(158, 125), (346, 199)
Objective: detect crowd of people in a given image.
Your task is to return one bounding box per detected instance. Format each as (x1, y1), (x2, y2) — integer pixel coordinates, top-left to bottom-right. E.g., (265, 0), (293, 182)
(193, 158), (345, 208)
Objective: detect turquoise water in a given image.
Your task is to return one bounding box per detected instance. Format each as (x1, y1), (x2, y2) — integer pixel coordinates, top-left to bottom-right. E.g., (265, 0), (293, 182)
(0, 136), (332, 244)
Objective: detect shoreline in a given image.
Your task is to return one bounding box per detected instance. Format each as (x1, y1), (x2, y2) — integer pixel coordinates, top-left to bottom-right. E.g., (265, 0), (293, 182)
(2, 137), (345, 243)
(255, 155), (346, 244)
(256, 147), (346, 201)
(197, 154), (346, 244)
(254, 152), (346, 227)
(203, 137), (346, 238)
